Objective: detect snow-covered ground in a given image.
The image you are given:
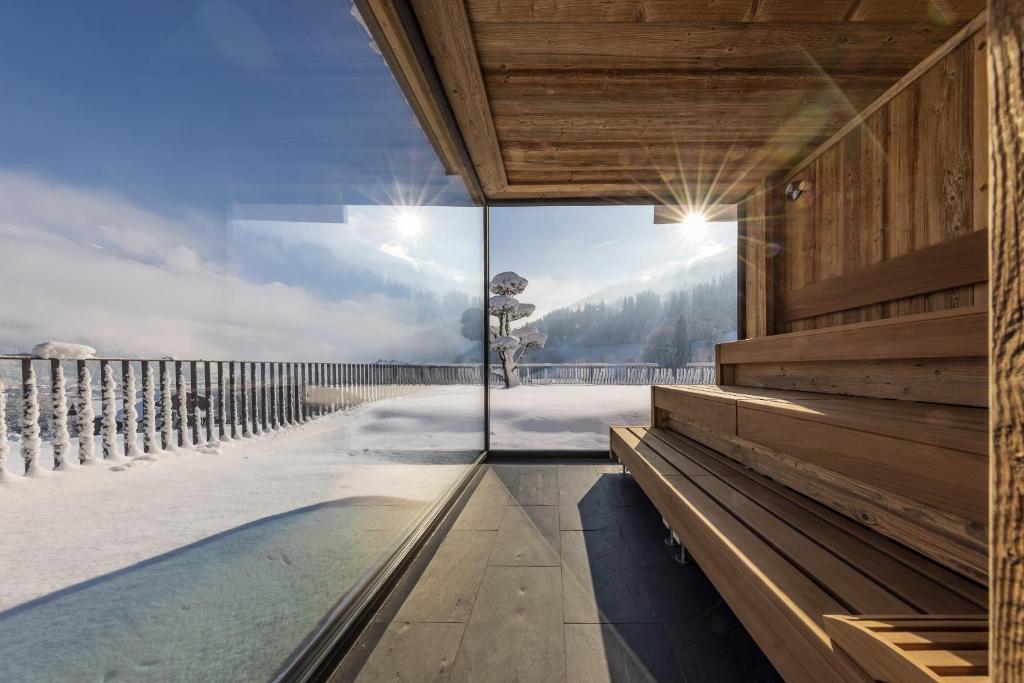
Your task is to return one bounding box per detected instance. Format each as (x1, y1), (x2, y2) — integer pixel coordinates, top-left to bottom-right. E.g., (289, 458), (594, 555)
(489, 384), (651, 450)
(0, 384), (650, 681)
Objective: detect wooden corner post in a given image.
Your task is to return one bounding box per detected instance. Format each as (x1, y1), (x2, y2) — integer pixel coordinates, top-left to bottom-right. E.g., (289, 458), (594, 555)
(989, 0), (1024, 679)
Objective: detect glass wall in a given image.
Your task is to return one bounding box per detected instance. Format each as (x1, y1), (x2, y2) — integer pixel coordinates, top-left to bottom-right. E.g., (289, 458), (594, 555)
(0, 2), (483, 680)
(488, 205), (737, 450)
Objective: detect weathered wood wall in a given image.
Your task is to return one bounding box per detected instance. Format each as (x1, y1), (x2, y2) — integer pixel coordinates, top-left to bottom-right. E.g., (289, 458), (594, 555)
(739, 19), (989, 336)
(988, 0), (1024, 678)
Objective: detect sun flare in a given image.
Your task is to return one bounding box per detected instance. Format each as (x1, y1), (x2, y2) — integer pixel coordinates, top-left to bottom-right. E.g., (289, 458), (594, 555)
(396, 210), (422, 237)
(681, 211), (707, 230)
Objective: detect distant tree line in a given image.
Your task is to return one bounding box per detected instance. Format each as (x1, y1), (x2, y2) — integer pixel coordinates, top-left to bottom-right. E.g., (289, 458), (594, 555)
(519, 271), (736, 365)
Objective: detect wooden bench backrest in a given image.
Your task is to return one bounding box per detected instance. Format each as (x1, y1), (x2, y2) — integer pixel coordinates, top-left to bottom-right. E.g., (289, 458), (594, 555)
(716, 306), (988, 407)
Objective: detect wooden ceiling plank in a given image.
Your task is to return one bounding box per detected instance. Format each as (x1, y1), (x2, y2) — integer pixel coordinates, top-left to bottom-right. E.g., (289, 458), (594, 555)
(473, 22), (963, 72)
(753, 0), (857, 22)
(409, 0), (507, 196)
(485, 70), (901, 95)
(465, 0), (754, 23)
(849, 0), (986, 23)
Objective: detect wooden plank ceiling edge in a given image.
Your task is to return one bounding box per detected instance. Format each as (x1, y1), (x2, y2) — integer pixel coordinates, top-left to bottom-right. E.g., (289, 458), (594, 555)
(784, 9), (989, 183)
(354, 0), (483, 204)
(409, 0), (508, 197)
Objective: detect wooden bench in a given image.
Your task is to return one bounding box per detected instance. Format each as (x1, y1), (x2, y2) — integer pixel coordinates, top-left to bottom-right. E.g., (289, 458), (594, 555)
(653, 383), (988, 581)
(609, 310), (990, 682)
(611, 425), (987, 683)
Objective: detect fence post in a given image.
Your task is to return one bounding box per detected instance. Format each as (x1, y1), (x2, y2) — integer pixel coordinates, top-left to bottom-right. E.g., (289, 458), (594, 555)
(242, 361), (251, 436)
(190, 361), (202, 446)
(123, 361), (138, 455)
(248, 362), (257, 434)
(0, 379), (7, 479)
(20, 359), (41, 474)
(175, 360), (187, 447)
(51, 359), (70, 468)
(203, 361), (214, 443)
(100, 360), (117, 458)
(159, 360), (173, 449)
(258, 362), (266, 432)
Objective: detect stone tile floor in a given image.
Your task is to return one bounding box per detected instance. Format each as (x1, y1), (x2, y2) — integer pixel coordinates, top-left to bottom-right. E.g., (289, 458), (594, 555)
(332, 460), (782, 683)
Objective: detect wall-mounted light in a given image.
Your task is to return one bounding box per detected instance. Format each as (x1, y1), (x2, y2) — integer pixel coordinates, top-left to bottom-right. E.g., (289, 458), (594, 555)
(786, 180), (811, 201)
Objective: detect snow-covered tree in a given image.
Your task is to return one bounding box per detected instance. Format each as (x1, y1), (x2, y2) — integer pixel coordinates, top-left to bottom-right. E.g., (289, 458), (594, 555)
(488, 272), (548, 388)
(20, 365), (41, 475)
(77, 364), (95, 464)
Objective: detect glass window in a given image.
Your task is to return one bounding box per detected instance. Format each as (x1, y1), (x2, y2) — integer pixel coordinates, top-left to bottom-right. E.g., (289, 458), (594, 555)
(488, 205), (736, 450)
(0, 2), (483, 680)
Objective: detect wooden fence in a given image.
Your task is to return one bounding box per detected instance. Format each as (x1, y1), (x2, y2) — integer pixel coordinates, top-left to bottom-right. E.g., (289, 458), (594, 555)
(0, 357), (714, 476)
(490, 363), (716, 386)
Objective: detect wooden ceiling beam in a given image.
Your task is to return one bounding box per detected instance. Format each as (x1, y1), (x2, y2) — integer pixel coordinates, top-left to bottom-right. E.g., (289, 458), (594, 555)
(409, 0), (507, 196)
(355, 0), (483, 203)
(492, 182), (759, 203)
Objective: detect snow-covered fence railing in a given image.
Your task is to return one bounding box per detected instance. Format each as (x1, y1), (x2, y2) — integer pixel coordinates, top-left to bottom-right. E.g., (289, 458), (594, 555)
(488, 363), (716, 386)
(0, 356), (485, 476)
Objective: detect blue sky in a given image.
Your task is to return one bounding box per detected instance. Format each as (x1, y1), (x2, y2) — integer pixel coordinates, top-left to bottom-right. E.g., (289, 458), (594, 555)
(490, 206), (736, 316)
(0, 1), (734, 360)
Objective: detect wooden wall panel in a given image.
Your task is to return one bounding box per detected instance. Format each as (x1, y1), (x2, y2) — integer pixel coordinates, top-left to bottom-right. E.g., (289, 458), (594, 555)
(740, 27), (989, 333)
(740, 181), (769, 338)
(988, 0), (1024, 677)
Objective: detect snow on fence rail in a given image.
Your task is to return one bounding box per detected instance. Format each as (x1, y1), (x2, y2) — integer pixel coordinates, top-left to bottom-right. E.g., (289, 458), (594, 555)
(0, 357), (714, 477)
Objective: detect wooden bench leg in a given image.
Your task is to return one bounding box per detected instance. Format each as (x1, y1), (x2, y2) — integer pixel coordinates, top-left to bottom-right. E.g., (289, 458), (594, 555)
(675, 545), (691, 565)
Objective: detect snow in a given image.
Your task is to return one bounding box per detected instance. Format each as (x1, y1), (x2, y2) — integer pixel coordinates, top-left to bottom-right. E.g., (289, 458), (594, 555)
(510, 302), (535, 320)
(76, 364), (94, 463)
(142, 364), (157, 452)
(489, 271), (527, 296)
(489, 384), (650, 449)
(19, 365), (40, 475)
(101, 364), (119, 459)
(124, 365), (139, 456)
(490, 335), (520, 352)
(0, 384), (649, 680)
(50, 365), (70, 467)
(29, 341), (96, 360)
(159, 364), (174, 450)
(488, 294), (518, 314)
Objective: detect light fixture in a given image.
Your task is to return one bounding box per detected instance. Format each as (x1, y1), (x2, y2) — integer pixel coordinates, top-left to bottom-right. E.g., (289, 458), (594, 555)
(681, 211), (707, 229)
(786, 180), (811, 201)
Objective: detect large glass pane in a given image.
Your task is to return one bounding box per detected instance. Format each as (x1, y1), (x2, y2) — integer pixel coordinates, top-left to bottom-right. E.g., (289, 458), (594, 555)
(488, 205), (736, 450)
(0, 2), (484, 680)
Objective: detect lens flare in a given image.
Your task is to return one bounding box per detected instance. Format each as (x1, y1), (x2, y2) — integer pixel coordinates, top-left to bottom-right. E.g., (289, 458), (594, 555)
(681, 211), (707, 229)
